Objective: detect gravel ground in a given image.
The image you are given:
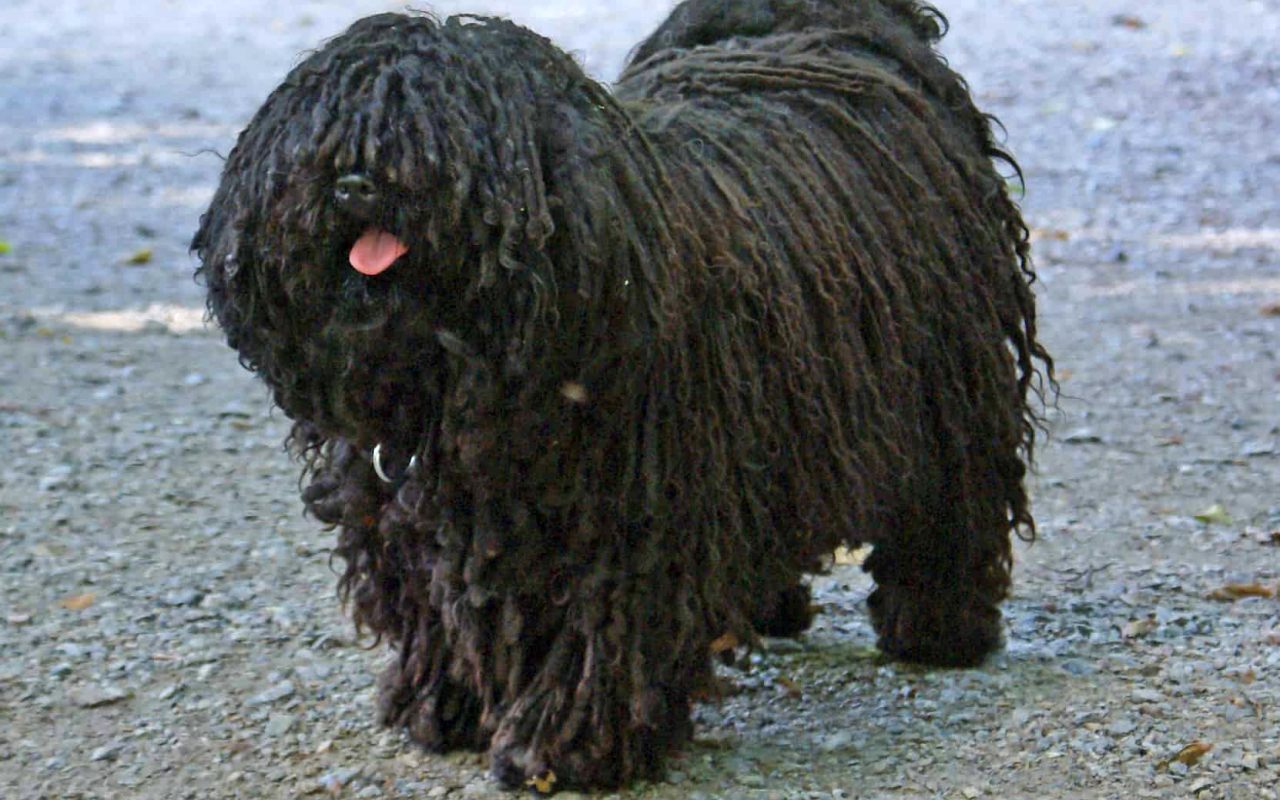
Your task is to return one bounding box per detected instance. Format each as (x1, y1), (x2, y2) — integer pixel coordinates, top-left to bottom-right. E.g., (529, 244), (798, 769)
(2, 1), (1279, 798)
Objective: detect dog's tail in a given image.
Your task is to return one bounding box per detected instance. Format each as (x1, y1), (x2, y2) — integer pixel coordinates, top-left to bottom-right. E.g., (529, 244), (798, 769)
(626, 0), (945, 68)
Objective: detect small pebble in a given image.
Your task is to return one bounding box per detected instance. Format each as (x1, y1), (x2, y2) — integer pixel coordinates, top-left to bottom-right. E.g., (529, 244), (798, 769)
(264, 712), (295, 737)
(1108, 718), (1138, 736)
(161, 589), (204, 607)
(70, 685), (131, 708)
(90, 744), (121, 762)
(246, 680), (295, 706)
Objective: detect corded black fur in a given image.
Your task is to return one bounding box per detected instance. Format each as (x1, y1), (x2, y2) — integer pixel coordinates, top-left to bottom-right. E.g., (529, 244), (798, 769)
(194, 0), (1052, 790)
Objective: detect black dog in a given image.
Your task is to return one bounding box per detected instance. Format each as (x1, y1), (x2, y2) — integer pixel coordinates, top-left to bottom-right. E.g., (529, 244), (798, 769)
(194, 0), (1052, 790)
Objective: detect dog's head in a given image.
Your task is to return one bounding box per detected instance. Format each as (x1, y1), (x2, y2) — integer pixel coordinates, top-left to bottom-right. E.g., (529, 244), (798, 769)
(193, 13), (672, 448)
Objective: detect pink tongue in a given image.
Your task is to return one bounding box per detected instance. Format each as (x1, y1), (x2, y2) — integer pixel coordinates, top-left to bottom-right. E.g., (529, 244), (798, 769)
(349, 228), (409, 276)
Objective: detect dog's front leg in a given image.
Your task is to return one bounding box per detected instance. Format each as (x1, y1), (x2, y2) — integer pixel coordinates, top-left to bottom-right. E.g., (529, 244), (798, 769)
(483, 555), (707, 791)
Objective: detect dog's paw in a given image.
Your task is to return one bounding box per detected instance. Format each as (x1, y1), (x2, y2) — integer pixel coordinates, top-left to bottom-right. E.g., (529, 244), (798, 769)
(376, 662), (487, 752)
(752, 582), (816, 638)
(868, 584), (1002, 667)
(489, 739), (608, 794)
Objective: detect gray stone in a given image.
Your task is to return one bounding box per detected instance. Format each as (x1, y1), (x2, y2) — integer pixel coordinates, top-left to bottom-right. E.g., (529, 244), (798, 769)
(264, 712), (295, 737)
(90, 743), (121, 762)
(246, 680), (294, 707)
(70, 684), (131, 708)
(1108, 718), (1138, 736)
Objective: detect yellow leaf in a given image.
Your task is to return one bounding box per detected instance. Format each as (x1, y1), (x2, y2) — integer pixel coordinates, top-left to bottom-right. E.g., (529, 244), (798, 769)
(559, 382), (588, 404)
(525, 770), (557, 794)
(775, 676), (803, 698)
(709, 632), (739, 654)
(1193, 504), (1231, 525)
(1173, 741), (1212, 766)
(1031, 228), (1071, 242)
(1122, 616), (1157, 638)
(833, 545), (868, 566)
(59, 592), (96, 611)
(125, 248), (153, 265)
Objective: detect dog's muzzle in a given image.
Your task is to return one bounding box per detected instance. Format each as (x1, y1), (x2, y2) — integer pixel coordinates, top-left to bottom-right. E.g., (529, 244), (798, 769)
(334, 173), (380, 222)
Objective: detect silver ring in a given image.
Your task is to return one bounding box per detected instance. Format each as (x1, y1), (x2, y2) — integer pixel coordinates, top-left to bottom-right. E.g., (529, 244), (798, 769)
(372, 443), (393, 484)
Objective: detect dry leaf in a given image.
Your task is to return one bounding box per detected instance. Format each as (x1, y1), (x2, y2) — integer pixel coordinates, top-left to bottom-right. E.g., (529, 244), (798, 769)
(526, 770), (557, 794)
(559, 382), (588, 404)
(1122, 616), (1157, 639)
(1260, 302), (1280, 317)
(1063, 428), (1103, 444)
(709, 632), (739, 654)
(1258, 530), (1280, 546)
(833, 545), (868, 566)
(125, 247), (153, 265)
(1173, 741), (1213, 766)
(1207, 583), (1275, 601)
(775, 676), (803, 699)
(1111, 14), (1147, 29)
(59, 592), (97, 611)
(1031, 228), (1071, 242)
(1193, 504), (1231, 525)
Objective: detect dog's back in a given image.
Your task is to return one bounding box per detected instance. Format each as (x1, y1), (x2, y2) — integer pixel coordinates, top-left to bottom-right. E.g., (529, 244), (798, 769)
(620, 0), (990, 172)
(625, 0), (946, 67)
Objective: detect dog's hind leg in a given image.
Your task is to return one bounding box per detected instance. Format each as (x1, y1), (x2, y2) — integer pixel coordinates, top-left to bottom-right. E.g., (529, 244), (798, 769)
(863, 526), (1009, 667)
(862, 487), (1014, 667)
(750, 582), (815, 638)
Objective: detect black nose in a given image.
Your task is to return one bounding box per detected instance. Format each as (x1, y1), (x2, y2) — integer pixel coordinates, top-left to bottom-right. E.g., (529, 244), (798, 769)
(334, 173), (379, 220)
